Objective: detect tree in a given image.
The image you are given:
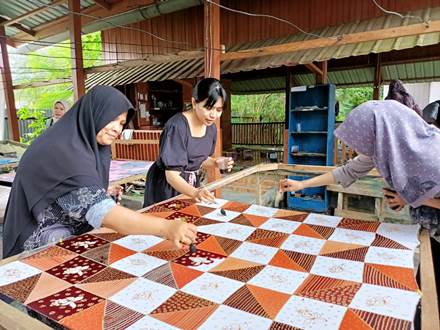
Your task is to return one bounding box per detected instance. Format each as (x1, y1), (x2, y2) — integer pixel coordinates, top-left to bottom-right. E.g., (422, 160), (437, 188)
(10, 33), (103, 143)
(231, 93), (285, 122)
(336, 87), (375, 121)
(12, 32), (103, 111)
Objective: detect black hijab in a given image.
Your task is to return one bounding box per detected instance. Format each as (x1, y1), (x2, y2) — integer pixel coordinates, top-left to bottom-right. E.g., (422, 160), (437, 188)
(3, 86), (135, 258)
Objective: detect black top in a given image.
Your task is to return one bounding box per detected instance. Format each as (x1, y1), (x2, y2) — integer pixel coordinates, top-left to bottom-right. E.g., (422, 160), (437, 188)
(143, 113), (217, 207)
(2, 86), (134, 258)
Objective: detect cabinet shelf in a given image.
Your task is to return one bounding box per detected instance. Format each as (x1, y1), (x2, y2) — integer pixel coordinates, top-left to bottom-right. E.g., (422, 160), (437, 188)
(287, 84), (335, 212)
(290, 152), (326, 157)
(290, 131), (327, 134)
(290, 109), (327, 112)
(149, 108), (181, 113)
(150, 90), (180, 93)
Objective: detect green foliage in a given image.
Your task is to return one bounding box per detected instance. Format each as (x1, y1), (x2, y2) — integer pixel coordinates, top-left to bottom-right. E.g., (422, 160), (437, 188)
(13, 32), (103, 111)
(16, 107), (48, 144)
(231, 93), (285, 122)
(335, 87), (375, 121)
(11, 32), (103, 143)
(231, 87), (375, 124)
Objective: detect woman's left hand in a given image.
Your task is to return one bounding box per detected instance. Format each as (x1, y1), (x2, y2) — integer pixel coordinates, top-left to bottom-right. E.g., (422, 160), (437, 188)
(383, 189), (406, 212)
(107, 185), (123, 204)
(215, 157), (234, 172)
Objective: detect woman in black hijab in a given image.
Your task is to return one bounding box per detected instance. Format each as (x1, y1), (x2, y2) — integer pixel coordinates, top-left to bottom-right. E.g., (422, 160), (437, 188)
(3, 86), (196, 258)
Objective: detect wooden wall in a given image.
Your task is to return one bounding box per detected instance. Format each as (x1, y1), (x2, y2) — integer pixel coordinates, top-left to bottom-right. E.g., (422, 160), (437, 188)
(102, 0), (440, 62)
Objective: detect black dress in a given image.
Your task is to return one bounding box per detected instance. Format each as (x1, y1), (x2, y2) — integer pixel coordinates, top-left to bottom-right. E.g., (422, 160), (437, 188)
(143, 113), (217, 207)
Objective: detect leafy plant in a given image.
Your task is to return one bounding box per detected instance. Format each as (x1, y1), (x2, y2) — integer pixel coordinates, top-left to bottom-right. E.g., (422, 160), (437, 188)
(231, 93), (285, 122)
(13, 32), (103, 111)
(10, 32), (104, 143)
(336, 87), (375, 121)
(16, 107), (48, 144)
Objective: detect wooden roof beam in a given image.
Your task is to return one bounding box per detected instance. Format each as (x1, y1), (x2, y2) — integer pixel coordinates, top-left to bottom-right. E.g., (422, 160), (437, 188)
(13, 78), (72, 89)
(304, 62), (322, 76)
(94, 0), (112, 10)
(10, 23), (36, 37)
(0, 17), (36, 37)
(11, 0), (157, 46)
(222, 20), (440, 61)
(316, 61), (328, 84)
(0, 0), (66, 27)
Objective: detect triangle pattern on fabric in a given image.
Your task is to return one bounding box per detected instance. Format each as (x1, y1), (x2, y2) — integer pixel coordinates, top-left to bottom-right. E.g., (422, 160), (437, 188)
(143, 263), (178, 289)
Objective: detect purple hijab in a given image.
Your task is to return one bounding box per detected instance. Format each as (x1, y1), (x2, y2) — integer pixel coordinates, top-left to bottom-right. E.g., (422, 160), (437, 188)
(334, 100), (440, 207)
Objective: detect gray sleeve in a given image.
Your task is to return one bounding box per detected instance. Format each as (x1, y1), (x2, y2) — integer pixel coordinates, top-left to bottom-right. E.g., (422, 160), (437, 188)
(86, 198), (116, 229)
(332, 155), (375, 187)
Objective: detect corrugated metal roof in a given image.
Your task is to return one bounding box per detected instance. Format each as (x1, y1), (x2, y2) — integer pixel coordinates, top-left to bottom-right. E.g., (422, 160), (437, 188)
(85, 58), (204, 88)
(0, 0), (96, 37)
(231, 77), (285, 94)
(86, 6), (440, 90)
(221, 6), (440, 74)
(230, 60), (440, 94)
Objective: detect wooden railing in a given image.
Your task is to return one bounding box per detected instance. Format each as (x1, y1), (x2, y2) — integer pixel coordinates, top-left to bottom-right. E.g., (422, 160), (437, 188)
(333, 137), (355, 165)
(112, 130), (162, 161)
(232, 122), (284, 146)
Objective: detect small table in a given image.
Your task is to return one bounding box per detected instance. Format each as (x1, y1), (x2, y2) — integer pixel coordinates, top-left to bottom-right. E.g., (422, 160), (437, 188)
(327, 177), (411, 223)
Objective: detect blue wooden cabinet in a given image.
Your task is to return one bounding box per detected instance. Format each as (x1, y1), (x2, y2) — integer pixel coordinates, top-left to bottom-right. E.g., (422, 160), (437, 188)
(287, 84), (336, 212)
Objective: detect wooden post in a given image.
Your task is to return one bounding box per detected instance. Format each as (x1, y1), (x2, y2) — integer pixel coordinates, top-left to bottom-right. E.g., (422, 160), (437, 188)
(373, 54), (382, 100)
(220, 79), (232, 151)
(316, 61), (328, 84)
(256, 173), (262, 205)
(0, 26), (20, 141)
(420, 230), (440, 330)
(68, 0), (85, 101)
(283, 68), (292, 164)
(204, 0), (221, 182)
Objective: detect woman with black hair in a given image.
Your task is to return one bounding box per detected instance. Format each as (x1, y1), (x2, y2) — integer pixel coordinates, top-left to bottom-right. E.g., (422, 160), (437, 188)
(143, 78), (233, 207)
(3, 86), (196, 258)
(385, 79), (422, 115)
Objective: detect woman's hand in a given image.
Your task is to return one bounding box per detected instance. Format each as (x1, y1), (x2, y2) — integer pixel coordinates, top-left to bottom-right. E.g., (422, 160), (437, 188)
(215, 157), (234, 172)
(279, 179), (304, 192)
(163, 220), (197, 249)
(383, 189), (406, 212)
(192, 187), (216, 203)
(107, 185), (123, 203)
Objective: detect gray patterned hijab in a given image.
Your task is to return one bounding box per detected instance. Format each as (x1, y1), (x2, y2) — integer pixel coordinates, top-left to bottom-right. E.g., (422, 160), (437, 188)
(334, 100), (440, 207)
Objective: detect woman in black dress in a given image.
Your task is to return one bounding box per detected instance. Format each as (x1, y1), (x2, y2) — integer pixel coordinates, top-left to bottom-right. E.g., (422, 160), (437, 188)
(143, 78), (233, 207)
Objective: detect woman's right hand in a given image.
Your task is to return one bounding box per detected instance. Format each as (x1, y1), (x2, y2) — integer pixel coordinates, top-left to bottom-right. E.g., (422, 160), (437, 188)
(192, 187), (216, 203)
(163, 220), (197, 249)
(279, 178), (304, 192)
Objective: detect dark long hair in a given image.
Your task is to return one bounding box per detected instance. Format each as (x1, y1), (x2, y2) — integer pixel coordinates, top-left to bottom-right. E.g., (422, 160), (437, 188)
(193, 78), (227, 109)
(385, 79), (422, 116)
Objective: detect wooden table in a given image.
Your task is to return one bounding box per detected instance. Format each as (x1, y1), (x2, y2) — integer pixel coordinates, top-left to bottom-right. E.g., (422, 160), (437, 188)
(0, 164), (438, 329)
(327, 177), (411, 223)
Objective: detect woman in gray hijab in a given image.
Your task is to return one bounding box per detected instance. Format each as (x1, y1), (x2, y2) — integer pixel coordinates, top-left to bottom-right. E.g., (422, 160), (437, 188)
(280, 100), (440, 236)
(47, 100), (69, 127)
(280, 99), (440, 295)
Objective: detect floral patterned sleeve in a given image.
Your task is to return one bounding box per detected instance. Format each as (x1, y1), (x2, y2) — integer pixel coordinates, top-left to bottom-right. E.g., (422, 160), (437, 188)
(56, 186), (116, 228)
(24, 186), (116, 251)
